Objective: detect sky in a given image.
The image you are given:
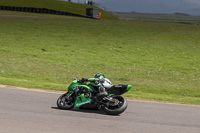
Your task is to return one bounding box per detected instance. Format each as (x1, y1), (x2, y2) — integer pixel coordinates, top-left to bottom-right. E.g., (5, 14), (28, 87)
(68, 0), (200, 16)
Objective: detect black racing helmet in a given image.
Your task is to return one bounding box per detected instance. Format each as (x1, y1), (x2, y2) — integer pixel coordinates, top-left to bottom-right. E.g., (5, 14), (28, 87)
(94, 73), (105, 78)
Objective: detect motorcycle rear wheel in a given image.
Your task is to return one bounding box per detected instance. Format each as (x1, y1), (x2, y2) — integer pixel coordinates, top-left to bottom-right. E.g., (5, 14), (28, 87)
(103, 95), (128, 115)
(57, 93), (75, 110)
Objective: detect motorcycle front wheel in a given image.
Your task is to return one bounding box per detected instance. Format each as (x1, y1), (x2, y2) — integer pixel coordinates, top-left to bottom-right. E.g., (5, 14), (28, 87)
(57, 92), (75, 110)
(103, 95), (128, 115)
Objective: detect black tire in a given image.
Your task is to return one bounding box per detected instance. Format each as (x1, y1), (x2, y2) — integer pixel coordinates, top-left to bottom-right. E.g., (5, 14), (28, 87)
(57, 93), (75, 110)
(103, 95), (128, 115)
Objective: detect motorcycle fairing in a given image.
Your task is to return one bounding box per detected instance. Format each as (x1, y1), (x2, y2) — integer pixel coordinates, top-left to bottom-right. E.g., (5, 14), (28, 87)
(68, 79), (93, 92)
(107, 85), (132, 96)
(74, 94), (92, 108)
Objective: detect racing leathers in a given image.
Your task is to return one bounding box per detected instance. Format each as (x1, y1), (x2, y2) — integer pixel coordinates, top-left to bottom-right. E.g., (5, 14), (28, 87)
(78, 77), (113, 97)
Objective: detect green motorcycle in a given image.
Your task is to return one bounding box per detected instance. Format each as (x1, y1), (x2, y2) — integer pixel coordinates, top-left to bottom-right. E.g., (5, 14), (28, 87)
(57, 77), (132, 115)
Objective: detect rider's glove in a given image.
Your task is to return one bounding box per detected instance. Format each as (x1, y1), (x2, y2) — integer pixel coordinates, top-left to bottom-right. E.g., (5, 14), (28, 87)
(78, 78), (87, 83)
(94, 78), (99, 85)
(81, 78), (88, 82)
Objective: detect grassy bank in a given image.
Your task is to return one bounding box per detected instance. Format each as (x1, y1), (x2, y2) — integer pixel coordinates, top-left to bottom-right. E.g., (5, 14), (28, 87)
(0, 12), (200, 104)
(0, 0), (116, 19)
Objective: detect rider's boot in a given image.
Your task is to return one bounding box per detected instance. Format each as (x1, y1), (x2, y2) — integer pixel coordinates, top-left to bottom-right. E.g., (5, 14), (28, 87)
(97, 85), (108, 97)
(97, 91), (108, 97)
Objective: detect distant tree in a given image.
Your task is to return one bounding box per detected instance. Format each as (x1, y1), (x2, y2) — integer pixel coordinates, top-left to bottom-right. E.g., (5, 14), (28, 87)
(131, 11), (137, 13)
(174, 12), (190, 16)
(68, 0), (71, 2)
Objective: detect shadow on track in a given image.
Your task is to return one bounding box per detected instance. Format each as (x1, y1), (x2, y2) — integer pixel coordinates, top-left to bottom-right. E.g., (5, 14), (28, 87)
(51, 107), (120, 116)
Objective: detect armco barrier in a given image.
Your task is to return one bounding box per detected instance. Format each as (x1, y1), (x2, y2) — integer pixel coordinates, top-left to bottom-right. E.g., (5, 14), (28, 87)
(0, 6), (94, 19)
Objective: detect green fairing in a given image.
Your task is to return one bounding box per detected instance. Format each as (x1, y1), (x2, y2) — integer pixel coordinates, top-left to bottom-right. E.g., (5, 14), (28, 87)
(77, 85), (93, 92)
(127, 85), (132, 91)
(67, 80), (78, 92)
(74, 94), (92, 108)
(67, 79), (93, 92)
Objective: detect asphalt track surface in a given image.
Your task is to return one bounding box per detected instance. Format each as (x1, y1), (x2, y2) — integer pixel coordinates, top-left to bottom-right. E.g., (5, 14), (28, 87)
(0, 86), (200, 133)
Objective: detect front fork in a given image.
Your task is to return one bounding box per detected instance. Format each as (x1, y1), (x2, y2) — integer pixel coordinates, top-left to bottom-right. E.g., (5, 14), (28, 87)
(66, 91), (74, 99)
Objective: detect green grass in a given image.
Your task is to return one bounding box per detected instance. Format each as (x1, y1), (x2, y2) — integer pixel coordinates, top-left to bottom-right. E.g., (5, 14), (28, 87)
(0, 11), (200, 104)
(0, 0), (117, 19)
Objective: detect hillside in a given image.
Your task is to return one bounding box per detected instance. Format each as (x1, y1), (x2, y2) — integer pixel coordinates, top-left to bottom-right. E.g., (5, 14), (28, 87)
(117, 11), (200, 21)
(0, 0), (116, 19)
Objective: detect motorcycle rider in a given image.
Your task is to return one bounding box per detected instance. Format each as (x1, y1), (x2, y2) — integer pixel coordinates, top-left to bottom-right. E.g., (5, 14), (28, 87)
(78, 73), (113, 97)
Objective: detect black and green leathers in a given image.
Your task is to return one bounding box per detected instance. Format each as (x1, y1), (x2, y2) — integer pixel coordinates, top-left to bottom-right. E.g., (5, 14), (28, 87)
(79, 77), (113, 97)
